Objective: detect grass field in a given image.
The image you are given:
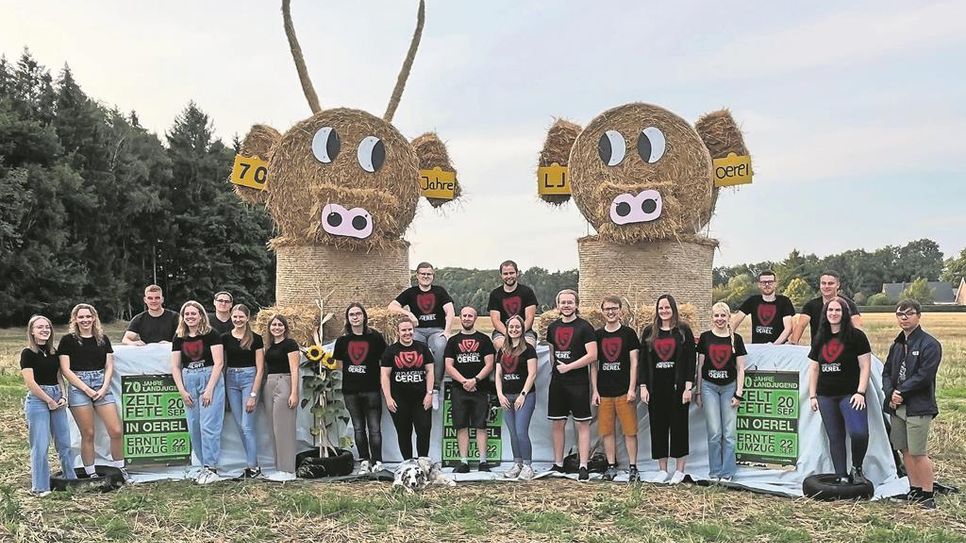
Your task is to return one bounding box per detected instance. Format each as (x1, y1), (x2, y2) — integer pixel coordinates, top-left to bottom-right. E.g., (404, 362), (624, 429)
(1, 315), (964, 542)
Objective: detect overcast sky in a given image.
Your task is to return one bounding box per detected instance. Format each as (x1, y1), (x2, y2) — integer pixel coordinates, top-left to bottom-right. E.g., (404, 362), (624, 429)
(4, 1), (964, 271)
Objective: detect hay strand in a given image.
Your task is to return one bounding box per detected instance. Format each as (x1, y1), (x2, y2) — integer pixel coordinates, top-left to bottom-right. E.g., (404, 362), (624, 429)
(412, 132), (462, 208)
(538, 118), (581, 205)
(281, 0), (321, 114)
(535, 303), (698, 340)
(384, 0), (425, 122)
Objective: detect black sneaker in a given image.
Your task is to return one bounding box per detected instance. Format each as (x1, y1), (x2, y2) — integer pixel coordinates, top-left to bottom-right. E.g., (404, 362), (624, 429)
(453, 462), (470, 474)
(919, 496), (937, 511)
(578, 467), (589, 481)
(477, 462), (493, 472)
(628, 465), (639, 483)
(849, 466), (866, 485)
(244, 467), (262, 479)
(602, 465), (618, 481)
(549, 464), (565, 474)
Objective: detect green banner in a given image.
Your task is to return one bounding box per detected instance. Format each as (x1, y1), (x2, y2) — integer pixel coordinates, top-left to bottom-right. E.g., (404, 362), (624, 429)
(441, 382), (503, 467)
(735, 370), (799, 466)
(121, 374), (191, 465)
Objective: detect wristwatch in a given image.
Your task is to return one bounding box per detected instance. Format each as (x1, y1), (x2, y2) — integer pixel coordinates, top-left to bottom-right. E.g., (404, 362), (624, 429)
(249, 392), (257, 398)
(520, 390), (527, 397)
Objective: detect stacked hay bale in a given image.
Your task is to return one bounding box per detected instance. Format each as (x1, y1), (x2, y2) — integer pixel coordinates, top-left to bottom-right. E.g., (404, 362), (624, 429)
(535, 303), (697, 340)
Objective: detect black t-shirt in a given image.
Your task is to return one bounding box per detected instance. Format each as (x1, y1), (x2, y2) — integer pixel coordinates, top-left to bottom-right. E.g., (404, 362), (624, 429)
(172, 330), (222, 368)
(809, 329), (872, 397)
(498, 344), (538, 395)
(20, 347), (60, 385)
(221, 332), (264, 368)
(546, 317), (596, 384)
(697, 331), (747, 385)
(595, 325), (642, 397)
(334, 330), (388, 394)
(265, 338), (299, 374)
(394, 285), (454, 329)
(487, 284), (538, 329)
(443, 331), (496, 381)
(801, 296), (860, 340)
(739, 295), (796, 344)
(207, 313), (233, 335)
(640, 326), (696, 392)
(127, 309), (179, 343)
(381, 341), (434, 394)
(57, 334), (113, 372)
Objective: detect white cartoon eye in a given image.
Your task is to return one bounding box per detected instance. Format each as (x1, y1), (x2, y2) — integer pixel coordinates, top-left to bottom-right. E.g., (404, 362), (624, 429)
(312, 126), (340, 164)
(357, 136), (386, 173)
(598, 130), (626, 166)
(638, 127), (666, 164)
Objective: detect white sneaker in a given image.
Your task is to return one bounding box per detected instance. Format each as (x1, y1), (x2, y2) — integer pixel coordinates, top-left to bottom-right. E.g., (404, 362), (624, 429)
(720, 475), (733, 482)
(119, 467), (132, 484)
(266, 471), (297, 482)
(28, 489), (52, 498)
(196, 468), (220, 485)
(651, 470), (670, 483)
(358, 460), (371, 475)
(372, 461), (384, 473)
(504, 463), (523, 479)
(669, 471), (686, 485)
(518, 465), (535, 481)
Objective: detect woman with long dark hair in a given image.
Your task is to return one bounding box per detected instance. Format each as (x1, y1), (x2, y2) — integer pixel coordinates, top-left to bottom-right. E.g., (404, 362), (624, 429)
(263, 314), (300, 478)
(495, 315), (538, 480)
(333, 303), (388, 474)
(639, 294), (696, 485)
(381, 319), (435, 460)
(221, 304), (264, 478)
(808, 296), (872, 483)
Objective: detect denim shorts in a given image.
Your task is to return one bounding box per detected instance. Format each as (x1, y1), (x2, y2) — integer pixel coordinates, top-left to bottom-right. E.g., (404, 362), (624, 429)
(68, 370), (117, 407)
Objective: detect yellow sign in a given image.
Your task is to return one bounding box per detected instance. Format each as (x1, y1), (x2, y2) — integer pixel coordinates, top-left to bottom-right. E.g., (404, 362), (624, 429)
(230, 154), (269, 191)
(537, 163), (570, 195)
(419, 167), (456, 200)
(713, 153), (753, 187)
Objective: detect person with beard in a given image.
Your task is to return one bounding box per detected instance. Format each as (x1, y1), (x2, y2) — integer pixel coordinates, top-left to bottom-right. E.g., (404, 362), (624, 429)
(546, 289), (597, 481)
(790, 270), (862, 345)
(808, 297), (872, 484)
(444, 307), (496, 472)
(122, 284), (179, 345)
(639, 294), (696, 485)
(381, 320), (436, 460)
(487, 260), (539, 349)
(495, 315), (538, 480)
(593, 296), (642, 482)
(731, 270), (796, 344)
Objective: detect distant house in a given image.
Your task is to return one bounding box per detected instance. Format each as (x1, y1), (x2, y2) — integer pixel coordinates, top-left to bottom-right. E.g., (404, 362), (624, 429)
(957, 278), (966, 305)
(881, 281), (957, 305)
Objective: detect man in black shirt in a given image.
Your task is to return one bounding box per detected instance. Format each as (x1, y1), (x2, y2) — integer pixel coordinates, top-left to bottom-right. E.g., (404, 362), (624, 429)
(487, 260), (538, 349)
(444, 307), (495, 472)
(790, 270), (863, 345)
(208, 291), (234, 335)
(122, 284), (179, 345)
(731, 270), (796, 344)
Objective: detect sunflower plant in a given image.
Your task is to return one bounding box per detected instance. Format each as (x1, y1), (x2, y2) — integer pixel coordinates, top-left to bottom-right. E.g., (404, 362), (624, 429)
(301, 345), (350, 458)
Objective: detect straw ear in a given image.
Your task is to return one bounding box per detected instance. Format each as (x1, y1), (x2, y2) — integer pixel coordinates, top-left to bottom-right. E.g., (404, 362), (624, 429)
(538, 118), (581, 205)
(694, 109), (748, 160)
(412, 132), (461, 209)
(231, 124), (281, 205)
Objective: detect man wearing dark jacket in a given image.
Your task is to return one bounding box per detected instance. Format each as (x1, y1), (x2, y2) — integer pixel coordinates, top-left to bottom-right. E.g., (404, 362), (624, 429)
(882, 299), (943, 510)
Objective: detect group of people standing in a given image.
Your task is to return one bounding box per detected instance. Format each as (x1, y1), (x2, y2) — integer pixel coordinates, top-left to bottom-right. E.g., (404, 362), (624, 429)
(19, 265), (943, 509)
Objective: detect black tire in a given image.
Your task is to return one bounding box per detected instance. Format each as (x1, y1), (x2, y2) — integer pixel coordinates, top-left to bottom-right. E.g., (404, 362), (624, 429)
(295, 448), (355, 478)
(803, 473), (874, 501)
(50, 466), (125, 492)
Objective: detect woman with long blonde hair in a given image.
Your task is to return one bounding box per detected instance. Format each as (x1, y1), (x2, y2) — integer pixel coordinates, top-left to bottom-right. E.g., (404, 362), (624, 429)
(221, 304), (264, 478)
(58, 303), (127, 481)
(696, 302), (747, 481)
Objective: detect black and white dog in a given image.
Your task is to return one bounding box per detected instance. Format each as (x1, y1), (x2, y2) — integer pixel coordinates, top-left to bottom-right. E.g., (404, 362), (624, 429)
(392, 457), (456, 493)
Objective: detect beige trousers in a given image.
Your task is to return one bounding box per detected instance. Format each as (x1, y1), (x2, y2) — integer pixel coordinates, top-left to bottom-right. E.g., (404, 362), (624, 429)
(264, 373), (297, 473)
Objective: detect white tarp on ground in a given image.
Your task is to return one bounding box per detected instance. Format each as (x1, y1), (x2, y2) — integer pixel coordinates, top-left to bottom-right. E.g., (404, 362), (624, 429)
(69, 343), (904, 497)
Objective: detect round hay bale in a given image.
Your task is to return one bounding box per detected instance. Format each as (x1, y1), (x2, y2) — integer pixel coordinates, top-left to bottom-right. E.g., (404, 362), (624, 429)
(364, 308), (409, 343)
(265, 108), (420, 247)
(577, 235), (716, 330)
(694, 109), (749, 214)
(273, 241), (411, 339)
(232, 124), (281, 205)
(568, 103), (714, 242)
(412, 132), (462, 208)
(538, 118), (581, 205)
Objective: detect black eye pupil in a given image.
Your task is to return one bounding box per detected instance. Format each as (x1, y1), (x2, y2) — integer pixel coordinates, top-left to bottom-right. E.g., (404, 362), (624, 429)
(371, 140), (385, 171)
(597, 133), (612, 164)
(327, 131), (341, 160)
(352, 215), (368, 231)
(615, 202), (631, 217)
(327, 213), (342, 227)
(642, 199), (657, 213)
(638, 136), (652, 163)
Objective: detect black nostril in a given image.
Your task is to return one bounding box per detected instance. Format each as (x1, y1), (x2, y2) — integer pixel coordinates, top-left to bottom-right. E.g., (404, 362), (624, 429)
(327, 212), (343, 227)
(642, 199), (657, 214)
(615, 202), (631, 217)
(352, 215), (368, 231)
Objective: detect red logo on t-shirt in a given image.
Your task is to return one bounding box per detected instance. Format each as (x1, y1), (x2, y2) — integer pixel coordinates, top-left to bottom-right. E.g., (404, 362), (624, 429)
(459, 338), (479, 353)
(500, 352), (519, 374)
(395, 350), (424, 369)
(708, 343), (732, 370)
(601, 336), (623, 363)
(757, 304), (777, 326)
(347, 341), (369, 365)
(416, 292), (436, 314)
(653, 337), (676, 362)
(553, 327), (573, 350)
(822, 338), (844, 363)
(183, 338), (205, 362)
(502, 296), (522, 316)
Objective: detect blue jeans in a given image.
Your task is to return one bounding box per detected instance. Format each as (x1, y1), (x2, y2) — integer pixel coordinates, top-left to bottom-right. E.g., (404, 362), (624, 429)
(701, 380), (738, 478)
(68, 370), (117, 407)
(413, 327), (446, 387)
(225, 367), (259, 468)
(503, 392), (536, 464)
(182, 366), (225, 468)
(25, 386), (75, 492)
(817, 394), (869, 477)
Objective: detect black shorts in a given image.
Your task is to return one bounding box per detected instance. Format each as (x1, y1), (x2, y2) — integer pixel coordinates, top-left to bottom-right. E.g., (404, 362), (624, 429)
(451, 386), (489, 429)
(547, 378), (592, 421)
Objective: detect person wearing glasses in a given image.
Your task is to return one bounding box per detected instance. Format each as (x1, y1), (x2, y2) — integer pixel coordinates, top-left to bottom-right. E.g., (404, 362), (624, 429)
(208, 291), (234, 335)
(731, 270), (796, 344)
(122, 284), (179, 345)
(883, 299), (943, 510)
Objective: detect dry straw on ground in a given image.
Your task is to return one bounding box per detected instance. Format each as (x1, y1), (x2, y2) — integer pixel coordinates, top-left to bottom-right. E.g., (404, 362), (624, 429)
(412, 132), (462, 208)
(537, 118), (581, 205)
